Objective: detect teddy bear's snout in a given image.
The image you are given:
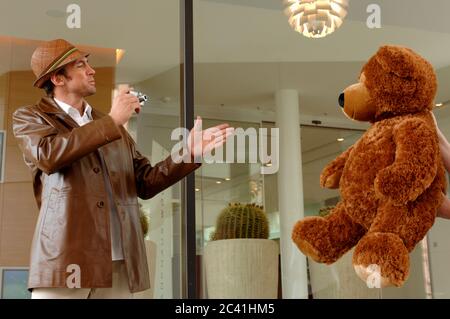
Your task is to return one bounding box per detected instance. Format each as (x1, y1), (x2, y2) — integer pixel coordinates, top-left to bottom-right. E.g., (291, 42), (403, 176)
(338, 93), (345, 108)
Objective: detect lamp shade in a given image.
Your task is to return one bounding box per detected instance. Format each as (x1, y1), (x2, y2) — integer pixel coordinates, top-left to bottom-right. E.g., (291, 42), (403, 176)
(284, 0), (349, 38)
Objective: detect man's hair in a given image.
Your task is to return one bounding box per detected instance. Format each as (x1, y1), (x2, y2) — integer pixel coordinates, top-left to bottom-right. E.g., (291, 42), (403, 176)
(41, 67), (68, 97)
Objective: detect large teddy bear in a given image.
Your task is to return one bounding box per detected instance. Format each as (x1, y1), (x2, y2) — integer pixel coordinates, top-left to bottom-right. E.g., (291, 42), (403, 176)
(292, 45), (447, 287)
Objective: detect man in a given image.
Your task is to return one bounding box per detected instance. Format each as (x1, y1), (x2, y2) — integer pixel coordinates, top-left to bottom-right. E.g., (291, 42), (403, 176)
(12, 39), (232, 299)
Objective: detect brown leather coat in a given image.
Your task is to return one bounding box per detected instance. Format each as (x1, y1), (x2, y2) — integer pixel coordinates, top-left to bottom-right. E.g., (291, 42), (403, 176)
(12, 97), (199, 292)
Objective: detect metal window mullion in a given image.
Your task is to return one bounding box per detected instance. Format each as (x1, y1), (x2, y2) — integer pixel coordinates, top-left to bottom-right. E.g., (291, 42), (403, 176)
(180, 0), (196, 299)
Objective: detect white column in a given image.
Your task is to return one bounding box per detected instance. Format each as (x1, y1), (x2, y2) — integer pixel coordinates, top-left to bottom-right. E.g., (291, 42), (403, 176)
(275, 89), (308, 299)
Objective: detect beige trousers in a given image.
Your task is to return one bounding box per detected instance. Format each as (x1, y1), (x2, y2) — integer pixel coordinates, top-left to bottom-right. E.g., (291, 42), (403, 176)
(31, 261), (134, 299)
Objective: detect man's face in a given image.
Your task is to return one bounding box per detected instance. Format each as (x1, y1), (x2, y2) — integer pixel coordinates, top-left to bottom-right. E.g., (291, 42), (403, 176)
(62, 57), (96, 97)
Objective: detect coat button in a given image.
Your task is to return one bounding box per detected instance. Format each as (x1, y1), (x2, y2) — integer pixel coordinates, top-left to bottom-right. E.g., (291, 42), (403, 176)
(93, 167), (100, 174)
(97, 201), (104, 208)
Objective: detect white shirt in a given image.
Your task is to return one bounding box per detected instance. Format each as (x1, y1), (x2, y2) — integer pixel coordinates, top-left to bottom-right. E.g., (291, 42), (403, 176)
(54, 98), (124, 261)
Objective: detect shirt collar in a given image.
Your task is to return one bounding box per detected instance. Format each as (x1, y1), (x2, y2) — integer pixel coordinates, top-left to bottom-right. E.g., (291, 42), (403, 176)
(54, 98), (92, 119)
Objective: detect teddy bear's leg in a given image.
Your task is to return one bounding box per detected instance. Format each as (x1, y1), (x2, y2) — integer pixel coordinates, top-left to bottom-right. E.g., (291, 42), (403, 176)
(352, 191), (438, 287)
(352, 230), (409, 288)
(352, 202), (409, 287)
(353, 172), (443, 288)
(292, 202), (366, 264)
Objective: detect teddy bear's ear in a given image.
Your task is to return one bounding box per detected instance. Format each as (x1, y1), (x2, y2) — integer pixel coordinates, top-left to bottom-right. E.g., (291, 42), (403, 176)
(362, 45), (437, 116)
(374, 46), (421, 79)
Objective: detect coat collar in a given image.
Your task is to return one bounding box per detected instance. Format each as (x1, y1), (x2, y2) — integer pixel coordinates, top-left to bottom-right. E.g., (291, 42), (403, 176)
(36, 96), (106, 125)
(36, 96), (66, 114)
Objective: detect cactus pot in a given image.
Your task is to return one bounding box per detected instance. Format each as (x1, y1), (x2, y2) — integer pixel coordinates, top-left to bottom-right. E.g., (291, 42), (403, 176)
(204, 238), (279, 298)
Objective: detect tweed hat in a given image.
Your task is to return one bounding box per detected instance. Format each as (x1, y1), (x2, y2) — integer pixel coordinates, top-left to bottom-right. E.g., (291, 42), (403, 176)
(31, 39), (89, 88)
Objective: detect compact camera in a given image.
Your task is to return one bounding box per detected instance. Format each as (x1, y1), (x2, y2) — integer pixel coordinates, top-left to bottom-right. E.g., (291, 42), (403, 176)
(129, 90), (149, 105)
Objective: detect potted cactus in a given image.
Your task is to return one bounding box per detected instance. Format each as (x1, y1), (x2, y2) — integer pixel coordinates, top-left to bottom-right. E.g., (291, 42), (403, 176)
(204, 203), (279, 299)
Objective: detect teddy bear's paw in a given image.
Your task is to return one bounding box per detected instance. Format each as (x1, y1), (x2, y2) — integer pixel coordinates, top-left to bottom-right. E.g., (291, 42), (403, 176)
(292, 217), (334, 264)
(320, 171), (341, 189)
(352, 232), (409, 288)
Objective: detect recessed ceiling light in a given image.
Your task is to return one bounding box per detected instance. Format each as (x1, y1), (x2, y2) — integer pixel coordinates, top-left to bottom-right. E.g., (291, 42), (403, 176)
(195, 188), (200, 192)
(436, 103), (443, 107)
(216, 181), (222, 184)
(225, 178), (231, 181)
(337, 138), (345, 142)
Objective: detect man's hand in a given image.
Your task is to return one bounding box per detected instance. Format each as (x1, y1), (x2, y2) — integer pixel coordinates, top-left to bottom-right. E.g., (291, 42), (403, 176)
(431, 111), (448, 146)
(437, 192), (450, 219)
(109, 85), (141, 126)
(187, 116), (234, 161)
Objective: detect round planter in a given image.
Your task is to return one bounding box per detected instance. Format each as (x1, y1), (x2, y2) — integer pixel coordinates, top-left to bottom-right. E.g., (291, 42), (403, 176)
(204, 238), (279, 298)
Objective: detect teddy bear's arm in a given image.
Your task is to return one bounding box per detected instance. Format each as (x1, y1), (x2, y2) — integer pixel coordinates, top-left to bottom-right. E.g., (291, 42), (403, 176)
(320, 146), (354, 189)
(374, 118), (438, 204)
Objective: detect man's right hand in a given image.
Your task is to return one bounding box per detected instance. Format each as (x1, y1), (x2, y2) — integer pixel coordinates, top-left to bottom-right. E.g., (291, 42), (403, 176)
(109, 85), (141, 126)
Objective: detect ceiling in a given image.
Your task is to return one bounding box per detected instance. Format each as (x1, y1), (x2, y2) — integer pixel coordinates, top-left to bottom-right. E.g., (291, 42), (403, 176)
(3, 1), (450, 72)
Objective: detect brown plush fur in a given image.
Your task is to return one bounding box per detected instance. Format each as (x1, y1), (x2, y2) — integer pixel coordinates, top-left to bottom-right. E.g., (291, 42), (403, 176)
(292, 45), (447, 287)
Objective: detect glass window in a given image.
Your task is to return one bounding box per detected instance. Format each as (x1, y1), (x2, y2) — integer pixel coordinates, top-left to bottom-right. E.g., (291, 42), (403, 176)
(0, 0), (183, 299)
(194, 0), (445, 299)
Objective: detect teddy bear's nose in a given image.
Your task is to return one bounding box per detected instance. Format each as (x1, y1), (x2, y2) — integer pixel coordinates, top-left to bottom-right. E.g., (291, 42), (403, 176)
(339, 93), (345, 108)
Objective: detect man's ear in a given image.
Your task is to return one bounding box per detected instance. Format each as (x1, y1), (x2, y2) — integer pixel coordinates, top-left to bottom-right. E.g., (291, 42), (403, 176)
(50, 72), (65, 87)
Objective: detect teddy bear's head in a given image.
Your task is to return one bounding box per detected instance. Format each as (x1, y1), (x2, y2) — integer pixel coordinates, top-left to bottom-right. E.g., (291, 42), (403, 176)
(339, 45), (437, 122)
